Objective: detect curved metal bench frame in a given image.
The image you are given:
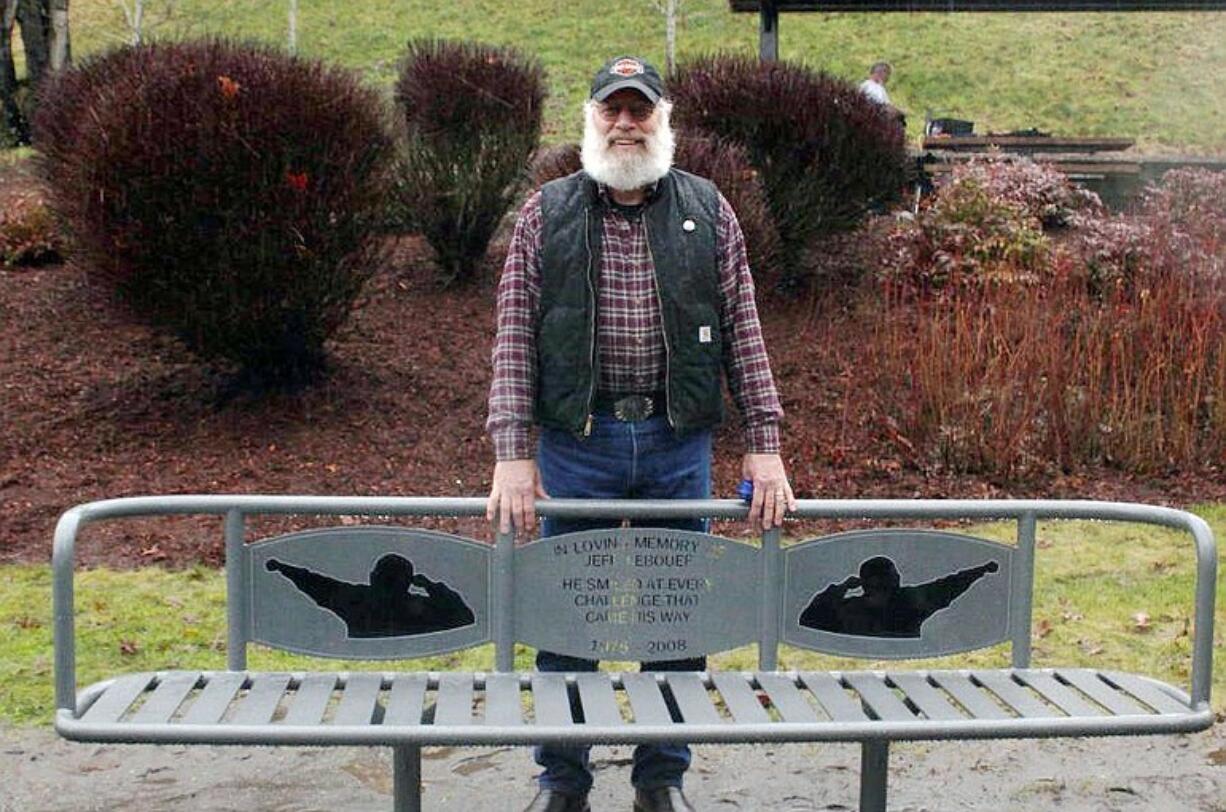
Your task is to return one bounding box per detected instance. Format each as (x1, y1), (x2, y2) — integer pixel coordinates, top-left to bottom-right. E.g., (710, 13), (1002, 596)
(53, 497), (1216, 811)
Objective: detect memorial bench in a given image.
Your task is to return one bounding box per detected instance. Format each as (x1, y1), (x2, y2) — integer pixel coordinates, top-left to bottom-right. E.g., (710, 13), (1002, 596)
(53, 496), (1216, 811)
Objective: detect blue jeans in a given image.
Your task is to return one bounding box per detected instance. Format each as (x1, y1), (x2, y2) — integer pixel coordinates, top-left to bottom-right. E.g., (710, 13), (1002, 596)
(534, 414), (711, 795)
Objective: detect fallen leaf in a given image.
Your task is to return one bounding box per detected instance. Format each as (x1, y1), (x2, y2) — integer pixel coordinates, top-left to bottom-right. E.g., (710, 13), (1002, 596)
(1078, 639), (1104, 656)
(119, 640), (140, 656)
(1207, 747), (1226, 766)
(1035, 619), (1054, 639)
(140, 544), (167, 561)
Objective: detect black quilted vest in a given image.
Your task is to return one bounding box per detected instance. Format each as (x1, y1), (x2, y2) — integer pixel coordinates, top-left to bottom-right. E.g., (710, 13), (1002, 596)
(536, 169), (725, 434)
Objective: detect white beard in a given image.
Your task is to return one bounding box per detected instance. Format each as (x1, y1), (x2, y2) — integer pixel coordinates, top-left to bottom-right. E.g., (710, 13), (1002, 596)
(580, 99), (675, 192)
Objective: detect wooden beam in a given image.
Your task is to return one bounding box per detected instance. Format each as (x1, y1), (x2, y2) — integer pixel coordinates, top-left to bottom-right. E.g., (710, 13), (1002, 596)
(760, 0), (779, 61)
(921, 135), (1136, 153)
(732, 1), (1226, 11)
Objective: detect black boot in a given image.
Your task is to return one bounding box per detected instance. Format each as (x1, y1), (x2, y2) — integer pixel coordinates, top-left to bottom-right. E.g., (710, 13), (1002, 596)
(634, 786), (696, 811)
(523, 788), (591, 812)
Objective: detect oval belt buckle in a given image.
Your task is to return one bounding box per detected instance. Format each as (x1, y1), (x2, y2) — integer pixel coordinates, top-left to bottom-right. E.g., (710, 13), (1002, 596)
(614, 395), (654, 422)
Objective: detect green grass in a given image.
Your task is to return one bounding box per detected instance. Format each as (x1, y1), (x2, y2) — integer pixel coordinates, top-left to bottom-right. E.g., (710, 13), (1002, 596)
(4, 505), (1223, 726)
(28, 0), (1224, 152)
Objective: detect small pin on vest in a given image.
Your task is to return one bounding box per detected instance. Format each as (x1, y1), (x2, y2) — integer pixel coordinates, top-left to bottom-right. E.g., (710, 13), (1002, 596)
(682, 219), (695, 232)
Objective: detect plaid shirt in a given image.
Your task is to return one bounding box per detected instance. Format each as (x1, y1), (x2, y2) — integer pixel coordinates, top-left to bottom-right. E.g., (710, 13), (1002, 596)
(487, 186), (783, 461)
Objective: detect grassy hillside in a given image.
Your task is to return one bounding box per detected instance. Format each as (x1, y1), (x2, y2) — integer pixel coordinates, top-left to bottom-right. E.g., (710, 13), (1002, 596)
(54, 0), (1226, 152)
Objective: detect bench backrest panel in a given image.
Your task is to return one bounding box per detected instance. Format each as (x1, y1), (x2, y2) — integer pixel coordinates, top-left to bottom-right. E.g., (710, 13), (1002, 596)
(248, 527), (491, 659)
(513, 528), (759, 660)
(783, 529), (1014, 659)
(241, 523), (1021, 662)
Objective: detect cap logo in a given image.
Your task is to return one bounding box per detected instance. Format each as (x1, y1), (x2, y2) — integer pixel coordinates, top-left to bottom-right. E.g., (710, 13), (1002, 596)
(611, 58), (644, 77)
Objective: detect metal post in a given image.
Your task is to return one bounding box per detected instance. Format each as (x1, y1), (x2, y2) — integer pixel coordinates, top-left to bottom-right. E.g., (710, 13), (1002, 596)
(1010, 512), (1037, 668)
(393, 745), (422, 812)
(224, 509), (247, 671)
(494, 528), (516, 673)
(52, 508), (84, 712)
(859, 740), (889, 812)
(759, 0), (779, 61)
(758, 527), (782, 671)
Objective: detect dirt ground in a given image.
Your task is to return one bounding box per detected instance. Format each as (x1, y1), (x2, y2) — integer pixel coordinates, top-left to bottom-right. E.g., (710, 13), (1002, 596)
(4, 185), (1225, 571)
(3, 724), (1224, 811)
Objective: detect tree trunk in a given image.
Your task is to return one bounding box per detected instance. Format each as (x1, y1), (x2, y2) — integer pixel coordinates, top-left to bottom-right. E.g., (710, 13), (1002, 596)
(16, 0), (50, 84)
(287, 0), (297, 53)
(48, 0), (66, 69)
(664, 0), (677, 76)
(0, 0), (27, 143)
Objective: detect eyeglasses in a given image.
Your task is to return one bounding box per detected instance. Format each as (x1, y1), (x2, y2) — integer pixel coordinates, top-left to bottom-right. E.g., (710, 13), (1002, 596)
(596, 100), (655, 122)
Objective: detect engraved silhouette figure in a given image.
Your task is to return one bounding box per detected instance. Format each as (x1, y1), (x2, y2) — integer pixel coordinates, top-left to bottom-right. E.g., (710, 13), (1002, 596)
(799, 555), (999, 638)
(265, 554), (475, 638)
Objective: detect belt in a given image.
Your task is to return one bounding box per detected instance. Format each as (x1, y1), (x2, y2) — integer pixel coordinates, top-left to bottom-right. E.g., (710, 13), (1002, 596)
(593, 390), (667, 422)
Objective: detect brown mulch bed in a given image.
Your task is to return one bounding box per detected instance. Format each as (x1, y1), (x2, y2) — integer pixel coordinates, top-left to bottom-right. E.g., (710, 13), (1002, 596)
(3, 165), (1223, 570)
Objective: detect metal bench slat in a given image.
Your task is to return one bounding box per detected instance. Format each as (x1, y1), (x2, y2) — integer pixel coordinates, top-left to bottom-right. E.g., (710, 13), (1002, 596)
(666, 673), (722, 725)
(845, 673), (918, 722)
(621, 672), (674, 726)
(1056, 669), (1148, 716)
(973, 671), (1057, 718)
(711, 673), (770, 724)
(434, 673), (475, 727)
(229, 674), (291, 725)
(755, 672), (820, 724)
(888, 673), (965, 721)
(928, 671), (1011, 720)
(80, 674), (156, 724)
(799, 672), (867, 721)
(1101, 671), (1193, 715)
(531, 674), (574, 727)
(282, 673), (337, 726)
(484, 673), (523, 727)
(1015, 670), (1103, 717)
(180, 673), (246, 725)
(333, 673), (384, 726)
(576, 673), (623, 727)
(383, 674), (428, 727)
(130, 672), (200, 724)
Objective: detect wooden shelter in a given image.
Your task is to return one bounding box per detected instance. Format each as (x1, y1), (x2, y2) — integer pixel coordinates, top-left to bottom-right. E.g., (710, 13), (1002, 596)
(730, 1), (1226, 61)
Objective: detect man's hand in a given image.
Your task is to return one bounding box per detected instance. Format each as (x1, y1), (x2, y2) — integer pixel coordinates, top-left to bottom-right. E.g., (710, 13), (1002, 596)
(486, 459), (548, 537)
(742, 453), (797, 532)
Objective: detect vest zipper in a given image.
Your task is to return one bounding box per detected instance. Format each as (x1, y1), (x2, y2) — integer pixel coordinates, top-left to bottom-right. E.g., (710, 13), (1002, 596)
(583, 207), (597, 437)
(642, 216), (676, 429)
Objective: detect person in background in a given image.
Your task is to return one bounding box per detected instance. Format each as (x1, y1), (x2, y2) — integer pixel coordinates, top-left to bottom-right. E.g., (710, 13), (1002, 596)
(859, 61), (893, 107)
(859, 60), (907, 131)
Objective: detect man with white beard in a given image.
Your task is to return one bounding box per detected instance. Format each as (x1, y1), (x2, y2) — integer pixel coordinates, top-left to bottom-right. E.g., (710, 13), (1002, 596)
(486, 56), (795, 812)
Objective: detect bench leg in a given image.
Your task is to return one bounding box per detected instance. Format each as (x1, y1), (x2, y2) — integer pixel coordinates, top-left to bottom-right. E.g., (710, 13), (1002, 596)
(393, 745), (422, 812)
(859, 741), (889, 812)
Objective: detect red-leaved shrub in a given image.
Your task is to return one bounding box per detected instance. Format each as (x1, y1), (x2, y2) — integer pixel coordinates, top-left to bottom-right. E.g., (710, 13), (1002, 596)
(860, 166), (1226, 475)
(0, 192), (62, 266)
(881, 173), (1049, 295)
(670, 55), (908, 288)
(34, 40), (392, 385)
(529, 143), (581, 188)
(393, 40), (545, 286)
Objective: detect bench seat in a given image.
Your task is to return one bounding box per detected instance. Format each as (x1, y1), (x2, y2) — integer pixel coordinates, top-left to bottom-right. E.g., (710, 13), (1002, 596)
(59, 667), (1211, 747)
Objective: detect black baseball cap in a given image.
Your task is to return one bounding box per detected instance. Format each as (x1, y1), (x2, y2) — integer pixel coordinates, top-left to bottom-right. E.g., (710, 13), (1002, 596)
(590, 56), (664, 104)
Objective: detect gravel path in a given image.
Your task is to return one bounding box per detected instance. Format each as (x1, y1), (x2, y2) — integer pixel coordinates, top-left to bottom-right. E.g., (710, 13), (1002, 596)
(3, 724), (1223, 811)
